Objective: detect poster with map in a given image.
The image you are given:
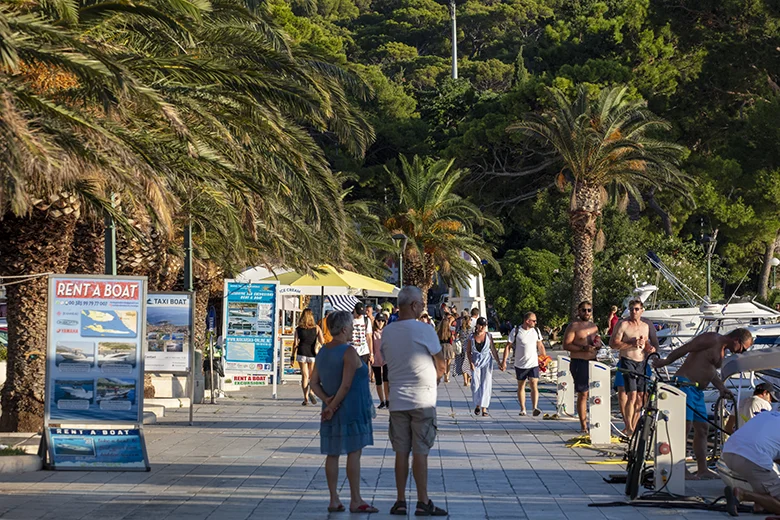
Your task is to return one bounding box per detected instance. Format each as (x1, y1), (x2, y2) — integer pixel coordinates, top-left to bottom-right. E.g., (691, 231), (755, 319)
(46, 276), (146, 424)
(222, 281), (278, 378)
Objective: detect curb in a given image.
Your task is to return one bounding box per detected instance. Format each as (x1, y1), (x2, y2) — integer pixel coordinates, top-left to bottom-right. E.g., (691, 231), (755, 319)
(0, 455), (41, 473)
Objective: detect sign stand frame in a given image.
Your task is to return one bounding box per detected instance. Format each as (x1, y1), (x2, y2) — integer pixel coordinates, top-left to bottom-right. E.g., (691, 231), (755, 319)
(144, 291), (196, 426)
(43, 274), (151, 471)
(222, 280), (279, 392)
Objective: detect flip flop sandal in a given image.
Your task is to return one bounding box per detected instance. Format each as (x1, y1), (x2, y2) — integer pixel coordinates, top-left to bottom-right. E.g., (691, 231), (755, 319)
(482, 410), (490, 417)
(533, 408), (542, 417)
(350, 504), (378, 513)
(415, 500), (448, 516)
(518, 411), (527, 416)
(474, 407), (480, 415)
(390, 500), (407, 515)
(327, 504), (345, 513)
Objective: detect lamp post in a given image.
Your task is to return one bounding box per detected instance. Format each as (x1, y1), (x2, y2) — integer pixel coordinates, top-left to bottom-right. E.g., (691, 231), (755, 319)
(700, 228), (718, 300)
(772, 257), (780, 290)
(448, 0), (458, 79)
(392, 233), (408, 288)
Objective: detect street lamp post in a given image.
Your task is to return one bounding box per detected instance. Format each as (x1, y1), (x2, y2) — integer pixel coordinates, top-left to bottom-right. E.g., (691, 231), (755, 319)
(701, 229), (718, 300)
(448, 0), (458, 79)
(392, 233), (408, 288)
(772, 257), (780, 290)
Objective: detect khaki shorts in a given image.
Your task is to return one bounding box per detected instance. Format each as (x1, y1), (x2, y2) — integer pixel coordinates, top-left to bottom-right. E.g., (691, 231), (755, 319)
(722, 452), (780, 499)
(389, 407), (437, 455)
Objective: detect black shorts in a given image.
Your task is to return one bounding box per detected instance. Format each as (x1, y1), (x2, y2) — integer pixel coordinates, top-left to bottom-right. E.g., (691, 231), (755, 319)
(372, 365), (388, 385)
(570, 358), (590, 394)
(618, 357), (646, 393)
(515, 366), (539, 381)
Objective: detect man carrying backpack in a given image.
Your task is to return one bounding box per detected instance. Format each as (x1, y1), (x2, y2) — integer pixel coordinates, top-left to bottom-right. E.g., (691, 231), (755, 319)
(501, 312), (547, 417)
(352, 303), (373, 367)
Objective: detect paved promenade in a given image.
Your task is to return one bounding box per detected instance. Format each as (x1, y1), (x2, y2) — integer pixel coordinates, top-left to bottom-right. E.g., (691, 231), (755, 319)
(0, 368), (727, 519)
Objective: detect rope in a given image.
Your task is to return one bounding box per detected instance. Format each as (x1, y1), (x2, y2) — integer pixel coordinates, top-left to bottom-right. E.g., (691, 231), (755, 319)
(0, 272), (53, 287)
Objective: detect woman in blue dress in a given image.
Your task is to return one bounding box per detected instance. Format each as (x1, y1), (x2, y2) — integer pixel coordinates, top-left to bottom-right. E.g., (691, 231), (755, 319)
(310, 310), (377, 514)
(467, 317), (501, 416)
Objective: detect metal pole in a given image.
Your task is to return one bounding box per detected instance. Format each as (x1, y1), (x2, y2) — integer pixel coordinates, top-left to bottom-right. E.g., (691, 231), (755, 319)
(399, 250), (404, 288)
(184, 221), (193, 292)
(209, 332), (215, 404)
(189, 292), (195, 425)
(320, 286), (325, 322)
(104, 210), (116, 276)
(449, 0), (458, 79)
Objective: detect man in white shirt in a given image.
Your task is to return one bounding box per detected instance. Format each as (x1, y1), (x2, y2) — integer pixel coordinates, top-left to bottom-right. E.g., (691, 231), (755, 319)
(469, 308), (479, 331)
(726, 383), (775, 433)
(501, 312), (547, 417)
(381, 286), (447, 517)
(722, 411), (780, 516)
(351, 302), (373, 366)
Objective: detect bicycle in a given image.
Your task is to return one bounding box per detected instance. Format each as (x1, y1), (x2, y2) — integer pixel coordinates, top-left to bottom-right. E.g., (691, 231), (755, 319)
(622, 354), (699, 500)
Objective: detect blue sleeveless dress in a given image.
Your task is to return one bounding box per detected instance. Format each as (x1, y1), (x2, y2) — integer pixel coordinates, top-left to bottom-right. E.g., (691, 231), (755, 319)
(316, 343), (374, 455)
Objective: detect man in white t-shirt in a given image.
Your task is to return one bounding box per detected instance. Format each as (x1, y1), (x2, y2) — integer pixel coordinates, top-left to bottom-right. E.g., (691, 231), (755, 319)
(722, 410), (780, 516)
(469, 308), (479, 331)
(351, 302), (373, 366)
(501, 312), (547, 417)
(726, 383), (775, 433)
(381, 286), (447, 517)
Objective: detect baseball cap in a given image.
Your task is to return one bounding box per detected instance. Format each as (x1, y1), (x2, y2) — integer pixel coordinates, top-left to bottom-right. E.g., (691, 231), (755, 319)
(755, 382), (778, 402)
(354, 303), (365, 315)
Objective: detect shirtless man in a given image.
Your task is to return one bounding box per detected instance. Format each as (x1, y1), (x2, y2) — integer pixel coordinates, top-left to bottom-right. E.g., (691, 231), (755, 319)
(609, 300), (659, 435)
(563, 301), (602, 432)
(653, 328), (753, 479)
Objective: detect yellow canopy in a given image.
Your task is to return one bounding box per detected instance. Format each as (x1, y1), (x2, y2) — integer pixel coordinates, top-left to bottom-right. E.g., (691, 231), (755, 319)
(262, 265), (396, 294)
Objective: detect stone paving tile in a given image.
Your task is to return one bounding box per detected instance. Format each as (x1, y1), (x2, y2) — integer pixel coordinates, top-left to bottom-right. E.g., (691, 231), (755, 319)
(0, 367), (729, 519)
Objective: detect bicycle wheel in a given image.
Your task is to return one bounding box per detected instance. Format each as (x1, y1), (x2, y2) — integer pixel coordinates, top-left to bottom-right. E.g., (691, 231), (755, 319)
(626, 413), (653, 500)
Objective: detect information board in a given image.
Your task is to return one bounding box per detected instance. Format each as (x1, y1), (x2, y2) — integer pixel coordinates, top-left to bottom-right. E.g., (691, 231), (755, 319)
(46, 427), (148, 470)
(46, 276), (146, 424)
(222, 281), (278, 374)
(145, 292), (193, 372)
(44, 275), (150, 471)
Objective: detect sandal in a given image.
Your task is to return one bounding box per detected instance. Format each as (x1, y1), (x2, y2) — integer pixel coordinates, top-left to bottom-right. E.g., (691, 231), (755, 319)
(309, 394), (318, 405)
(415, 499), (448, 516)
(327, 504), (345, 513)
(518, 411), (527, 416)
(390, 500), (407, 515)
(350, 504), (378, 514)
(302, 400), (308, 406)
(474, 407), (480, 415)
(482, 410), (489, 417)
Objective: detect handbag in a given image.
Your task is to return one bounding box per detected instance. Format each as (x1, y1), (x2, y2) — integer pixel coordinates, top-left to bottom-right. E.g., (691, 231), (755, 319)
(453, 338), (463, 355)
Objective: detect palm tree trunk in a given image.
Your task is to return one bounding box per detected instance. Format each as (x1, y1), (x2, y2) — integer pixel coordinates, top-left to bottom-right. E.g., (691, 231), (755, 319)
(67, 219), (105, 274)
(758, 229), (780, 299)
(569, 183), (601, 319)
(0, 200), (79, 431)
(402, 249), (433, 304)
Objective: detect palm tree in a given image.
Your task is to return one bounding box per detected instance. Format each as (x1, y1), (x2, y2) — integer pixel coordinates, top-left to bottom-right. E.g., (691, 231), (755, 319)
(384, 155), (502, 302)
(0, 0), (375, 431)
(508, 86), (688, 317)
